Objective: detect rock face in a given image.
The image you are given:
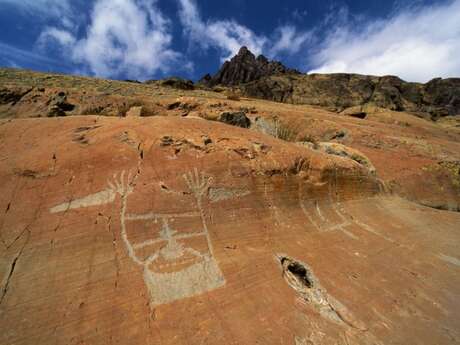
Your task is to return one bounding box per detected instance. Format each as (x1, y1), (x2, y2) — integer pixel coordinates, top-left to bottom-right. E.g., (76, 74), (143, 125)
(0, 67), (459, 210)
(200, 46), (300, 87)
(242, 73), (460, 118)
(197, 47), (459, 118)
(1, 116), (460, 345)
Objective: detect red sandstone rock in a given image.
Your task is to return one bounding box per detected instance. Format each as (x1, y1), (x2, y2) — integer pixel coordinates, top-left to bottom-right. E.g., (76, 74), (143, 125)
(0, 116), (459, 344)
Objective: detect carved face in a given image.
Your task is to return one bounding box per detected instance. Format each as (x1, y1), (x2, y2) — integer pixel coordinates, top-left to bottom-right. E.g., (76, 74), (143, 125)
(121, 169), (216, 274)
(49, 167), (226, 307)
(124, 213), (213, 274)
(118, 168), (225, 306)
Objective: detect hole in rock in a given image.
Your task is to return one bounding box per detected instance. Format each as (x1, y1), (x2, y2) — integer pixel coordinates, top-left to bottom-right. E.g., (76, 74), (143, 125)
(280, 256), (314, 289)
(349, 112), (367, 119)
(287, 261), (313, 288)
(60, 102), (75, 112)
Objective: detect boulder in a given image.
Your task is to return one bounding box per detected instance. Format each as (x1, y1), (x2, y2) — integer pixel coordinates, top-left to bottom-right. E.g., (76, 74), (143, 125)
(218, 111), (251, 128)
(160, 77), (195, 90)
(126, 106), (143, 117)
(47, 91), (75, 117)
(316, 142), (376, 175)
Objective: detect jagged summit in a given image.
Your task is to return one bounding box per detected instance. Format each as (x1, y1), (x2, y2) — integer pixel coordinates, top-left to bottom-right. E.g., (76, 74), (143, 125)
(200, 46), (299, 87)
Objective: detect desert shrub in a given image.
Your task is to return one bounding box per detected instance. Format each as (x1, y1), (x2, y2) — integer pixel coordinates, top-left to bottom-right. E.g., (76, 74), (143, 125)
(226, 92), (241, 101)
(212, 86), (225, 93)
(80, 104), (106, 115)
(200, 112), (219, 121)
(298, 134), (319, 148)
(275, 123), (298, 141)
(117, 99), (158, 117)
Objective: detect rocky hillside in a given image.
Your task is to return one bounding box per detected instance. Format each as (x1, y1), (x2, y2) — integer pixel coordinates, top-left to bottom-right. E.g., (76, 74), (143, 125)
(1, 65), (460, 345)
(199, 47), (460, 120)
(242, 73), (460, 119)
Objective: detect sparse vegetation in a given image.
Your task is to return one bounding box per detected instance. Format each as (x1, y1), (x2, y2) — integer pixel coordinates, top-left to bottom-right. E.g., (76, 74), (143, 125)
(274, 121), (299, 141)
(226, 92), (241, 101)
(297, 134), (319, 148)
(212, 86), (225, 93)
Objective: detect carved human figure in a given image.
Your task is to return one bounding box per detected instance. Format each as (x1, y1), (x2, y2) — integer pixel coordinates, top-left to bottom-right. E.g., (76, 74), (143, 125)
(50, 169), (225, 308)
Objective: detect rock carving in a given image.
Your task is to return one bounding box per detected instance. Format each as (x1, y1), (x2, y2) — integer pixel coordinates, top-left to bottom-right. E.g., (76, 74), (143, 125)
(298, 181), (394, 242)
(50, 169), (225, 307)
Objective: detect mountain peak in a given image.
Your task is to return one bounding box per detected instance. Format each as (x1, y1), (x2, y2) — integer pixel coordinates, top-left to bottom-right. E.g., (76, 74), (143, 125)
(237, 46), (251, 56)
(200, 46), (299, 87)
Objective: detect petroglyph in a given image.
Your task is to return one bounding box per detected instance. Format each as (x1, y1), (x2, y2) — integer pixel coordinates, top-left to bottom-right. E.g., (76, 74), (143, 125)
(298, 181), (393, 242)
(298, 187), (351, 235)
(294, 336), (308, 345)
(439, 254), (460, 267)
(50, 190), (116, 213)
(50, 168), (226, 307)
(208, 187), (251, 203)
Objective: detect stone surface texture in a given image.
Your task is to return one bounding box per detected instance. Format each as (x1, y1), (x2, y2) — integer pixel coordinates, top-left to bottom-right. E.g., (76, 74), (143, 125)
(0, 66), (459, 344)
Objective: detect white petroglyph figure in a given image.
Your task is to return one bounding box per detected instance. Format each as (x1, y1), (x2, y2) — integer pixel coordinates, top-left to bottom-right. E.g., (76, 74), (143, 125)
(297, 177), (394, 243)
(50, 169), (225, 307)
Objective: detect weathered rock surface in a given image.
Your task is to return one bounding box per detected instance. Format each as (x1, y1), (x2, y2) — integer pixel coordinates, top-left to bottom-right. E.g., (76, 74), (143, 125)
(242, 72), (460, 118)
(0, 116), (460, 345)
(200, 46), (300, 87)
(191, 47), (460, 119)
(1, 67), (459, 210)
(314, 142), (376, 176)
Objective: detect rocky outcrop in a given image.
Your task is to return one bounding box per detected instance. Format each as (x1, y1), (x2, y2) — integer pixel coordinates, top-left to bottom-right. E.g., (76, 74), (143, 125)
(47, 91), (75, 117)
(200, 46), (299, 87)
(0, 86), (32, 105)
(198, 46), (459, 118)
(218, 111), (251, 128)
(303, 142), (377, 176)
(242, 73), (460, 118)
(146, 77), (195, 90)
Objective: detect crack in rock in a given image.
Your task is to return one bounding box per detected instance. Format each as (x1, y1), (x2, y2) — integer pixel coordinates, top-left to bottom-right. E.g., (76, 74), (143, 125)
(1, 231), (30, 306)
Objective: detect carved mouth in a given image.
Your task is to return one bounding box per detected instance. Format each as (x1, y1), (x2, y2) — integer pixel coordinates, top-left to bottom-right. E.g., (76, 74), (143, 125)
(149, 251), (207, 274)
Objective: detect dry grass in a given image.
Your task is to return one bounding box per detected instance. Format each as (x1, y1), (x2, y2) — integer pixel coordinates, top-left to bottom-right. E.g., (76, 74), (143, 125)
(226, 92), (241, 101)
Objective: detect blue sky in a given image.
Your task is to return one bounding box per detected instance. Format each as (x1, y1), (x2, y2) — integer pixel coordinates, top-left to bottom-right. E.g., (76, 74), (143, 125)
(0, 0), (459, 82)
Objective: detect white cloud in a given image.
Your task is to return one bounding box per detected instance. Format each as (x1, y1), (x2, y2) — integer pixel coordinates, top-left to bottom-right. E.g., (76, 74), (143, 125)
(178, 0), (267, 61)
(38, 0), (185, 79)
(0, 0), (72, 15)
(177, 0), (312, 63)
(309, 0), (460, 82)
(38, 28), (76, 48)
(0, 41), (62, 65)
(0, 0), (75, 27)
(269, 25), (312, 56)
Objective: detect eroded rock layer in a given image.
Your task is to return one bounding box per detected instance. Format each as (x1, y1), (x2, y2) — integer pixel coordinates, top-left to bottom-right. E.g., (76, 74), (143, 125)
(242, 73), (460, 118)
(0, 116), (459, 345)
